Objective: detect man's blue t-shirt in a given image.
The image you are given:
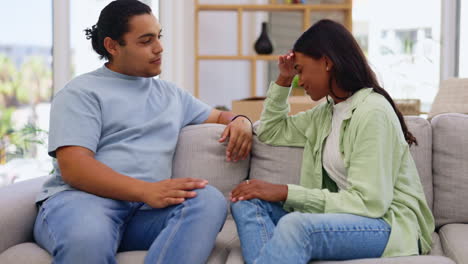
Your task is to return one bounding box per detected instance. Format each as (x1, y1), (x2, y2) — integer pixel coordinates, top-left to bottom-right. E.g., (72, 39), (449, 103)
(37, 66), (212, 202)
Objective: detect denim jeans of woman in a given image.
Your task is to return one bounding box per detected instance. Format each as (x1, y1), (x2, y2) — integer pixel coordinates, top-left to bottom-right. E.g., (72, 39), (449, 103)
(34, 185), (227, 264)
(231, 198), (391, 264)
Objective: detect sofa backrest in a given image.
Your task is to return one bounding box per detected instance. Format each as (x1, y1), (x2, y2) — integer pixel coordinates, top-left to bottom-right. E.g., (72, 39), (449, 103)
(432, 113), (468, 227)
(249, 117), (434, 210)
(406, 116), (434, 210)
(249, 135), (303, 185)
(172, 124), (250, 198)
(0, 176), (47, 252)
(429, 78), (468, 118)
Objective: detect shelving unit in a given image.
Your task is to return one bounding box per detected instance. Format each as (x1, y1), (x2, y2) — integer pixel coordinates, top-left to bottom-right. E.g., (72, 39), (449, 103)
(194, 0), (353, 98)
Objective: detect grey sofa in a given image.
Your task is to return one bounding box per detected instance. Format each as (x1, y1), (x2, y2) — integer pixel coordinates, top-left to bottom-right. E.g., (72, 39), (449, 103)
(1, 113), (467, 264)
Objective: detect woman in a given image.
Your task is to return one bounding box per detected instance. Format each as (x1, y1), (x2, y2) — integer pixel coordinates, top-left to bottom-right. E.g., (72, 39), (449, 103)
(229, 19), (434, 264)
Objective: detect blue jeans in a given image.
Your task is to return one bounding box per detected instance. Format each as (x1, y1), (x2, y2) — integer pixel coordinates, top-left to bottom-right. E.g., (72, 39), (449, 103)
(33, 185), (227, 264)
(231, 199), (391, 264)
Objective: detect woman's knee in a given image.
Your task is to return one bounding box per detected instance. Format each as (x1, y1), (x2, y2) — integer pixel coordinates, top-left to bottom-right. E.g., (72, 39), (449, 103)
(275, 212), (309, 241)
(230, 198), (269, 218)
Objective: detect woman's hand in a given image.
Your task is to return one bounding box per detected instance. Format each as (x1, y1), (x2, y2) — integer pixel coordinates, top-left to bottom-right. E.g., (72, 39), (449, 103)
(229, 179), (288, 202)
(276, 52), (296, 87)
(219, 116), (253, 162)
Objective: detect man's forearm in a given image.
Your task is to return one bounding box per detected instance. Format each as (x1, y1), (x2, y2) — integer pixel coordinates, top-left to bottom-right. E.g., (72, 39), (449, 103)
(216, 111), (236, 125)
(59, 153), (146, 202)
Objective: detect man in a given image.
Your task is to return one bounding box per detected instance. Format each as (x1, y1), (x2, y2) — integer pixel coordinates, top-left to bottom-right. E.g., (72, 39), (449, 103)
(33, 1), (253, 263)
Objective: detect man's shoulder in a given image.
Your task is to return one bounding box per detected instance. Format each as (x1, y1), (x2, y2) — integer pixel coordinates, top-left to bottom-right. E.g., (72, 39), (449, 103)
(151, 78), (191, 97)
(53, 70), (106, 103)
(57, 67), (114, 95)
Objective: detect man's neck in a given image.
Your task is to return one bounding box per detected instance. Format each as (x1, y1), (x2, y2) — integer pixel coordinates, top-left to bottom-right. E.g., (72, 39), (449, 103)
(105, 62), (127, 76)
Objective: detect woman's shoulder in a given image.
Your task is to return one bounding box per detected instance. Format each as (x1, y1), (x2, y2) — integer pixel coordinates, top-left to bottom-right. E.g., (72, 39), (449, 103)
(351, 91), (406, 141)
(354, 91), (396, 118)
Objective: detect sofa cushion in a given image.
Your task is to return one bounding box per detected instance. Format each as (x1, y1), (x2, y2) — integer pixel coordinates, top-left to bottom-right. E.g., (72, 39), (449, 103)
(428, 232), (444, 256)
(405, 116), (434, 210)
(0, 176), (47, 253)
(429, 78), (468, 118)
(432, 113), (468, 227)
(207, 218), (240, 264)
(172, 124), (250, 197)
(439, 223), (468, 264)
(0, 243), (51, 264)
(249, 124), (303, 184)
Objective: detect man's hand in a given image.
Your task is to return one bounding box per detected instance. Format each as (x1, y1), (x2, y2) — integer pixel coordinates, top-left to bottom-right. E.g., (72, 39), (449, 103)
(140, 178), (208, 208)
(229, 179), (288, 203)
(219, 116), (253, 162)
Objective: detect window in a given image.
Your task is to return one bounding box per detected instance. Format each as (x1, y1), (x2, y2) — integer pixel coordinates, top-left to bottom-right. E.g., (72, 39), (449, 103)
(0, 0), (53, 186)
(459, 0), (468, 77)
(353, 0), (442, 112)
(0, 1), (161, 187)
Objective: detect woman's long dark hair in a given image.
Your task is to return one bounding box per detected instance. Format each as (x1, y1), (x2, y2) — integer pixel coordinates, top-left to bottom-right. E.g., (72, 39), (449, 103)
(293, 19), (417, 146)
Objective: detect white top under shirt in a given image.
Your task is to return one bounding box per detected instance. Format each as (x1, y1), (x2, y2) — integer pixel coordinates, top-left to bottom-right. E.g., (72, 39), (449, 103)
(322, 98), (353, 190)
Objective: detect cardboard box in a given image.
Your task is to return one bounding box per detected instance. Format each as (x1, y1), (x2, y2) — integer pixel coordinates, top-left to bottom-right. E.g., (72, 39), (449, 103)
(232, 96), (325, 122)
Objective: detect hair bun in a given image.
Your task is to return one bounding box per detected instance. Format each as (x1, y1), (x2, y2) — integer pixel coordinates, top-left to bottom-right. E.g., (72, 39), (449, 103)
(85, 25), (98, 40)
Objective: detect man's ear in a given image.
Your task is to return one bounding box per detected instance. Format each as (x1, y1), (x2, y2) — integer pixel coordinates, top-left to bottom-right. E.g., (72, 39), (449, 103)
(103, 37), (119, 57)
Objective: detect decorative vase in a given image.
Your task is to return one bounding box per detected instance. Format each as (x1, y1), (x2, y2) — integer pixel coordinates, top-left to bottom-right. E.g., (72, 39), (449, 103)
(254, 22), (273, 55)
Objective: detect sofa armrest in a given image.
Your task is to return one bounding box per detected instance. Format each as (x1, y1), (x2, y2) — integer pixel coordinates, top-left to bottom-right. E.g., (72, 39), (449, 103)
(0, 176), (48, 253)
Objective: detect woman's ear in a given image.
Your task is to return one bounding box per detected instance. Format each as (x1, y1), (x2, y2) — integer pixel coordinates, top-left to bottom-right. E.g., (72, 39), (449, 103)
(324, 56), (334, 72)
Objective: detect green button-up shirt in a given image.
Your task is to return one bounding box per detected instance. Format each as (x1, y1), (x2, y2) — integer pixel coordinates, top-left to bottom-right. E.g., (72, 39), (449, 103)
(257, 82), (435, 257)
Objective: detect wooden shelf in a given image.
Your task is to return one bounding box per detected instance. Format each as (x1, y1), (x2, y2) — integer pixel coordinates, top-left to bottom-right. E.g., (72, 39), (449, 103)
(197, 55), (280, 61)
(196, 4), (351, 12)
(194, 0), (353, 98)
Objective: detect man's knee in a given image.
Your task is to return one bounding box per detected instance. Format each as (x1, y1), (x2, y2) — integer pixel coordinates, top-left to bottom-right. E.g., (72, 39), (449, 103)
(52, 225), (117, 263)
(192, 185), (227, 217)
(62, 219), (116, 246)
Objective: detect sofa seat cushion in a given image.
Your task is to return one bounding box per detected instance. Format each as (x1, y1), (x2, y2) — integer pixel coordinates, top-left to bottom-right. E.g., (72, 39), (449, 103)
(428, 232), (444, 256)
(207, 218), (240, 264)
(0, 243), (51, 264)
(172, 124), (250, 198)
(432, 113), (468, 227)
(439, 223), (468, 264)
(0, 219), (239, 264)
